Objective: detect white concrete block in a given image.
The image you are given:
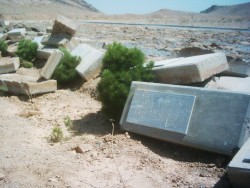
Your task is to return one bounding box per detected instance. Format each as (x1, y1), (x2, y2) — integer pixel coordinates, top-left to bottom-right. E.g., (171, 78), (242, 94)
(206, 76), (250, 94)
(52, 15), (77, 36)
(40, 49), (64, 79)
(7, 28), (26, 36)
(0, 57), (20, 74)
(153, 53), (229, 84)
(0, 74), (57, 95)
(33, 36), (45, 49)
(36, 48), (57, 59)
(0, 33), (8, 41)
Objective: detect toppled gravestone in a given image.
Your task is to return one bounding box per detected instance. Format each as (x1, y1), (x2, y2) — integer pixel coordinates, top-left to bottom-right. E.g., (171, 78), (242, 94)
(120, 81), (250, 155)
(227, 138), (250, 188)
(0, 74), (57, 95)
(71, 44), (105, 81)
(0, 57), (20, 74)
(152, 53), (229, 84)
(205, 76), (250, 93)
(51, 15), (77, 36)
(7, 28), (26, 36)
(40, 49), (64, 79)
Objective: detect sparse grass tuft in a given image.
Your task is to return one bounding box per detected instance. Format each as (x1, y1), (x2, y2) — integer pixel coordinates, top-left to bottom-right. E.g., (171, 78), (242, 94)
(50, 126), (63, 143)
(64, 116), (72, 127)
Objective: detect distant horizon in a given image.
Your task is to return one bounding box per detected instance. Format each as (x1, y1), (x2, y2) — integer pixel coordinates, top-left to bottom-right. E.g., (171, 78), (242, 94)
(86, 0), (250, 14)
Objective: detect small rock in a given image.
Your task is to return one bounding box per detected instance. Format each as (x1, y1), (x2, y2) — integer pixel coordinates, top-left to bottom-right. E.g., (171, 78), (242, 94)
(74, 146), (84, 153)
(125, 132), (130, 139)
(0, 173), (5, 181)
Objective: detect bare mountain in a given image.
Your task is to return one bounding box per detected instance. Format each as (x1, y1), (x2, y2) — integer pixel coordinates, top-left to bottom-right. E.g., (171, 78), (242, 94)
(201, 2), (250, 17)
(0, 0), (101, 19)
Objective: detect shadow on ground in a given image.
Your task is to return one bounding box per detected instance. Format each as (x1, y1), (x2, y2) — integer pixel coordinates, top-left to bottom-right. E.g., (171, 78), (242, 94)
(70, 111), (113, 136)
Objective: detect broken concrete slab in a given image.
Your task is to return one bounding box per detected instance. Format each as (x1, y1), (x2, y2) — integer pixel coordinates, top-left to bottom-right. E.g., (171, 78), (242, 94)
(16, 67), (41, 80)
(41, 33), (71, 48)
(120, 81), (250, 155)
(33, 36), (45, 49)
(40, 49), (64, 79)
(7, 28), (26, 36)
(36, 47), (57, 59)
(52, 15), (77, 36)
(221, 60), (250, 77)
(0, 33), (8, 41)
(171, 47), (214, 58)
(227, 138), (250, 188)
(205, 77), (250, 94)
(0, 73), (57, 95)
(0, 57), (20, 74)
(60, 37), (80, 51)
(153, 53), (229, 84)
(7, 44), (18, 57)
(71, 44), (104, 81)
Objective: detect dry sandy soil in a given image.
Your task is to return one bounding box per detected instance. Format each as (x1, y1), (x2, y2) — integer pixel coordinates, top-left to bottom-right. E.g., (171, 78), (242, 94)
(1, 19), (249, 187)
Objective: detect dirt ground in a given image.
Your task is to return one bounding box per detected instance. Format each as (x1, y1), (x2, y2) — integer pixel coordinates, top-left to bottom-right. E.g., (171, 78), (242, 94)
(1, 21), (249, 187)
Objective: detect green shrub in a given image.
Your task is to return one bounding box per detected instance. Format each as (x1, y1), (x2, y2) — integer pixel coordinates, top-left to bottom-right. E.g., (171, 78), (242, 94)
(53, 48), (81, 84)
(64, 116), (72, 127)
(0, 40), (8, 56)
(16, 39), (38, 62)
(50, 126), (63, 143)
(20, 60), (33, 68)
(0, 85), (8, 96)
(97, 42), (154, 121)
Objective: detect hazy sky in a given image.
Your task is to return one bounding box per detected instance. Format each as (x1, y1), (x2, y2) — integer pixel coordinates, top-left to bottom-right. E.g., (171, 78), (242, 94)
(86, 0), (250, 14)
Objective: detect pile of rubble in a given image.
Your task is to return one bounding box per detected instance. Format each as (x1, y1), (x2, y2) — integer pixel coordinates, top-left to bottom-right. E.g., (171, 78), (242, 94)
(0, 15), (104, 95)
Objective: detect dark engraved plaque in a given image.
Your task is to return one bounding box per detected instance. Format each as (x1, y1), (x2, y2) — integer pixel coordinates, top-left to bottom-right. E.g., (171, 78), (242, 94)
(126, 89), (195, 135)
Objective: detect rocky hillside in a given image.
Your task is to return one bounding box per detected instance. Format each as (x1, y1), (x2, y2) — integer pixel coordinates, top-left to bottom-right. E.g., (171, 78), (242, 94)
(201, 2), (250, 17)
(0, 0), (101, 20)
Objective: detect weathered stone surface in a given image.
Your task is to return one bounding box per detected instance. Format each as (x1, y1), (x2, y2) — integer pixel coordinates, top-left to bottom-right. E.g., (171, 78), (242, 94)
(46, 27), (52, 33)
(40, 49), (64, 79)
(33, 36), (45, 49)
(36, 47), (56, 59)
(52, 15), (77, 36)
(120, 81), (250, 155)
(0, 57), (20, 74)
(71, 44), (104, 81)
(41, 33), (71, 48)
(171, 47), (214, 58)
(0, 33), (8, 41)
(7, 28), (26, 36)
(222, 60), (250, 77)
(16, 67), (41, 79)
(227, 138), (250, 188)
(60, 37), (80, 51)
(0, 74), (57, 95)
(0, 20), (10, 27)
(206, 76), (250, 93)
(7, 35), (25, 43)
(153, 53), (229, 84)
(7, 44), (18, 57)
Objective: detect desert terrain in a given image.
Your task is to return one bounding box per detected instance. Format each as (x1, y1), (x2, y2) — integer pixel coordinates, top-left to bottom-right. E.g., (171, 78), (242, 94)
(0, 1), (250, 187)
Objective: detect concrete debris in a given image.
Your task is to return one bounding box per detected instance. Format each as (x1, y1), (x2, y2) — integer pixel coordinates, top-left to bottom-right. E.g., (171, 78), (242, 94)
(222, 57), (250, 77)
(7, 28), (26, 36)
(40, 49), (64, 79)
(0, 20), (10, 27)
(71, 44), (104, 81)
(0, 33), (8, 41)
(120, 81), (250, 155)
(0, 74), (57, 95)
(46, 27), (52, 33)
(227, 138), (250, 188)
(205, 76), (250, 93)
(41, 33), (71, 48)
(7, 44), (18, 57)
(36, 47), (57, 59)
(171, 47), (214, 58)
(51, 15), (77, 36)
(33, 36), (45, 49)
(153, 53), (229, 84)
(0, 57), (20, 74)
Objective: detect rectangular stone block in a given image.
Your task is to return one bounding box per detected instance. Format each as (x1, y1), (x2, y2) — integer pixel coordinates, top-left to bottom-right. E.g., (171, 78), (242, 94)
(206, 76), (250, 94)
(0, 57), (20, 74)
(0, 74), (57, 95)
(222, 61), (250, 77)
(120, 81), (250, 155)
(7, 44), (18, 57)
(40, 49), (64, 79)
(36, 47), (56, 59)
(52, 15), (77, 36)
(7, 28), (26, 37)
(33, 36), (45, 49)
(41, 33), (71, 48)
(227, 138), (250, 188)
(153, 53), (229, 84)
(75, 48), (104, 81)
(0, 33), (8, 41)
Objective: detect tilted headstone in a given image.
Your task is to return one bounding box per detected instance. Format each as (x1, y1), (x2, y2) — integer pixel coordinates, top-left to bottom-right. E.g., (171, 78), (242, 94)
(152, 53), (229, 84)
(40, 49), (64, 79)
(120, 81), (250, 155)
(227, 138), (250, 188)
(51, 15), (77, 36)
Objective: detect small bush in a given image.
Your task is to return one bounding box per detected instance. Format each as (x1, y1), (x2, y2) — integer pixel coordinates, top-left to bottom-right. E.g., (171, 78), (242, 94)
(53, 48), (81, 84)
(97, 42), (154, 121)
(64, 116), (72, 127)
(20, 60), (33, 68)
(0, 40), (8, 56)
(50, 126), (63, 143)
(16, 39), (38, 62)
(0, 85), (8, 96)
